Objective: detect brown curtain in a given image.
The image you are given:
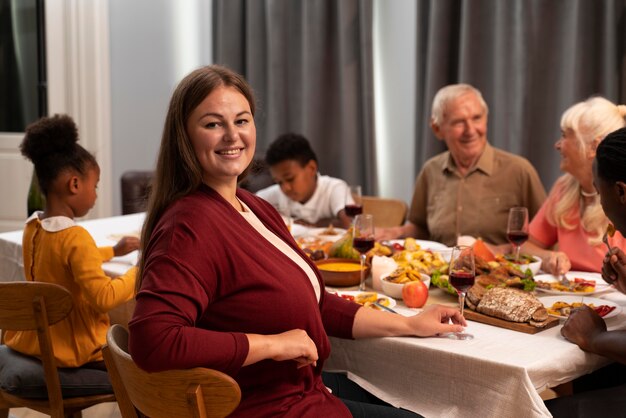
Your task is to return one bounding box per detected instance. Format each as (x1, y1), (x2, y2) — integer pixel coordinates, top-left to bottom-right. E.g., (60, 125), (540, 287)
(213, 0), (377, 194)
(414, 0), (626, 190)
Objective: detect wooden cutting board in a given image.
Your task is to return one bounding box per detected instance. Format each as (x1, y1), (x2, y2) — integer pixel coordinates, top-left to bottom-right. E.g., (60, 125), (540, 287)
(463, 309), (560, 334)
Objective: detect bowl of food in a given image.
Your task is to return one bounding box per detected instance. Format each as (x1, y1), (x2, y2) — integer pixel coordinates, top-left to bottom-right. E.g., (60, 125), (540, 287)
(381, 270), (431, 299)
(316, 258), (370, 287)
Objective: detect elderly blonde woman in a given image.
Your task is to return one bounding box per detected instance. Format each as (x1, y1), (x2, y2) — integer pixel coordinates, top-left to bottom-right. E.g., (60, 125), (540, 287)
(523, 97), (626, 275)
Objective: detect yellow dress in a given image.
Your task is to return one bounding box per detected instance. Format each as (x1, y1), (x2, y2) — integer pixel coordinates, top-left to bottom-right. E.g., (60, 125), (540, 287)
(4, 214), (137, 367)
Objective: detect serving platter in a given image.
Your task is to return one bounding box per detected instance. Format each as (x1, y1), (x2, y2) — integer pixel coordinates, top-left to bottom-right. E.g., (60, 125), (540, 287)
(538, 295), (621, 319)
(463, 309), (560, 334)
(534, 271), (612, 296)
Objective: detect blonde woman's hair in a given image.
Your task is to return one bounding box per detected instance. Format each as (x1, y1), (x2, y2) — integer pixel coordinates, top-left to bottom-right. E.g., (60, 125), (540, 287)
(548, 97), (626, 245)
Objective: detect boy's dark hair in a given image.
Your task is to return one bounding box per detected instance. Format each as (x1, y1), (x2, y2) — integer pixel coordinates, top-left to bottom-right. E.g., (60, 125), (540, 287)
(20, 114), (98, 195)
(265, 133), (318, 167)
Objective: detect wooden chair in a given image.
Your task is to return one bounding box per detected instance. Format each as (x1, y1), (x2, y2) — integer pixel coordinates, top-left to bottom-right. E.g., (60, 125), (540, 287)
(362, 195), (408, 228)
(0, 282), (116, 418)
(102, 324), (241, 418)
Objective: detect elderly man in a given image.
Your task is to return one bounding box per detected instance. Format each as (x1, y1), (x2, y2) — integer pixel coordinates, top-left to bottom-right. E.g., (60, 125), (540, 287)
(378, 84), (546, 246)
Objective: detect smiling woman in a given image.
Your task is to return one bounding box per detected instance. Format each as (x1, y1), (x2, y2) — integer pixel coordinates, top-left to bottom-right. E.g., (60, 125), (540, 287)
(128, 64), (465, 418)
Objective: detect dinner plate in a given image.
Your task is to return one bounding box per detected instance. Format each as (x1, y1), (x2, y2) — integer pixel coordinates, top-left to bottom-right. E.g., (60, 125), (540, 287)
(290, 223), (309, 238)
(534, 271), (612, 296)
(330, 290), (397, 309)
(306, 227), (347, 242)
(387, 239), (449, 252)
(538, 295), (622, 319)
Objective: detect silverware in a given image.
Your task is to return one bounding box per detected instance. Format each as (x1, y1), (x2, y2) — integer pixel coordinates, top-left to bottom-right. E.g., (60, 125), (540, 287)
(603, 231), (612, 253)
(374, 301), (398, 314)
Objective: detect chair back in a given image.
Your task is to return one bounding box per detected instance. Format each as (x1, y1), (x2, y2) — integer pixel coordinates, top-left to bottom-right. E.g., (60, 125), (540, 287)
(121, 170), (154, 214)
(0, 281), (115, 417)
(362, 196), (408, 228)
(103, 324), (241, 418)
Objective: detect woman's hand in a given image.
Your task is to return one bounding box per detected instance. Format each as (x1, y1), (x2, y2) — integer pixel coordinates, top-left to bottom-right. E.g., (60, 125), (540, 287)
(113, 236), (140, 256)
(407, 304), (467, 337)
(602, 247), (626, 293)
(540, 251), (571, 275)
(560, 305), (606, 352)
(245, 329), (319, 368)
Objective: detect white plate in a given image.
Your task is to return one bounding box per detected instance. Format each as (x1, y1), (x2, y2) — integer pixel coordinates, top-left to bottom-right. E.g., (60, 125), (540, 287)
(387, 239), (449, 252)
(534, 271), (612, 296)
(331, 290), (397, 309)
(306, 227), (347, 242)
(538, 295), (622, 319)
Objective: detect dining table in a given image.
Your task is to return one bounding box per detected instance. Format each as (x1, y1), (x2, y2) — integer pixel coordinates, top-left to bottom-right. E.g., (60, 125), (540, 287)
(1, 214), (625, 417)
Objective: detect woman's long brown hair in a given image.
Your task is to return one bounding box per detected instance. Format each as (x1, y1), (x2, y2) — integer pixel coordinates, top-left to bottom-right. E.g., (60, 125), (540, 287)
(137, 65), (256, 292)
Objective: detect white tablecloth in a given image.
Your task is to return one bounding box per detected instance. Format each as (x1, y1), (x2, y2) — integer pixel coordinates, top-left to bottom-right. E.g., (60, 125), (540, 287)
(3, 216), (625, 417)
(325, 288), (626, 418)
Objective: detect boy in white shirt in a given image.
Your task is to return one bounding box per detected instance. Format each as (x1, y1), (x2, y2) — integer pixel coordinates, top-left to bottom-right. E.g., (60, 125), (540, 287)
(256, 133), (353, 228)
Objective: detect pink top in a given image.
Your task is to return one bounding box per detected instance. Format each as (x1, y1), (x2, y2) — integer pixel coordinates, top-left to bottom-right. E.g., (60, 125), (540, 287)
(529, 180), (626, 273)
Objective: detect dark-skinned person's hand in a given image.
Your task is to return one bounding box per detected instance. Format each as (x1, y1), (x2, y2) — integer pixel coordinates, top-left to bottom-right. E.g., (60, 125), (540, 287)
(602, 247), (626, 294)
(560, 305), (607, 352)
(113, 236), (140, 257)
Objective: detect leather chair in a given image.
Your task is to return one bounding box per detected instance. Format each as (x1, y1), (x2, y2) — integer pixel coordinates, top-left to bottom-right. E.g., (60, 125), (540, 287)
(0, 282), (116, 418)
(238, 159), (274, 193)
(120, 171), (154, 215)
(102, 324), (241, 418)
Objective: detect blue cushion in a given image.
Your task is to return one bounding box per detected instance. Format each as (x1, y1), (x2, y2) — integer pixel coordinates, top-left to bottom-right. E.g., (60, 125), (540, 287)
(0, 345), (112, 399)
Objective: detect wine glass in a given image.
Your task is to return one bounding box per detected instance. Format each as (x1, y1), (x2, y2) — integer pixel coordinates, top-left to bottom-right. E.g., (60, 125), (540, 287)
(353, 214), (375, 291)
(448, 245), (475, 340)
(507, 207), (529, 263)
(344, 185), (363, 219)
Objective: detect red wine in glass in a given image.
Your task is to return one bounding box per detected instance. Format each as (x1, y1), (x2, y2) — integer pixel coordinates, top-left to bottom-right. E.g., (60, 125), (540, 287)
(507, 231), (529, 247)
(353, 236), (375, 254)
(345, 204), (363, 217)
(449, 271), (476, 293)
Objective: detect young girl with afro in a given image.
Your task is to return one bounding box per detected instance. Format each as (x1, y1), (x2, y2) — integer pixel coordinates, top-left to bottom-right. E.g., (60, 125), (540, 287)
(4, 114), (138, 368)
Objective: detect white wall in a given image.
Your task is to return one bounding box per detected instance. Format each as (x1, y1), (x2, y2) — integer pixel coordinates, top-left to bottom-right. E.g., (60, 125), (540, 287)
(108, 0), (212, 214)
(373, 0), (417, 204)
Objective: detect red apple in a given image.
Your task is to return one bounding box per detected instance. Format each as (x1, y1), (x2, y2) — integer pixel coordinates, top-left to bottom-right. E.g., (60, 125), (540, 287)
(402, 280), (428, 308)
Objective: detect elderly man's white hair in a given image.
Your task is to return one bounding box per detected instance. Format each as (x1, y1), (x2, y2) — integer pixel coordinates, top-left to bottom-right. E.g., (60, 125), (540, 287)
(431, 84), (489, 125)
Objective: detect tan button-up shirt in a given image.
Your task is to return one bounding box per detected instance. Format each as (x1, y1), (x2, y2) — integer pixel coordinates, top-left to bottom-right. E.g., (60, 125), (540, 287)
(408, 143), (547, 246)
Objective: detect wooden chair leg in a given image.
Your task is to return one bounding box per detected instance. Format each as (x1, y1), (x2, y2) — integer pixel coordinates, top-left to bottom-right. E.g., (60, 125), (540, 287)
(0, 408), (9, 418)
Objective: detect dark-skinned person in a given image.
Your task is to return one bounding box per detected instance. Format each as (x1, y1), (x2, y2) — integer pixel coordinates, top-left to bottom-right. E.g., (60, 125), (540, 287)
(256, 133), (353, 228)
(3, 115), (138, 371)
(545, 126), (626, 417)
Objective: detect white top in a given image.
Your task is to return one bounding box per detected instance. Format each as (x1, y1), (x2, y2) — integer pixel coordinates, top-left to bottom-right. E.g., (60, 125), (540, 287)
(237, 200), (321, 301)
(256, 174), (352, 224)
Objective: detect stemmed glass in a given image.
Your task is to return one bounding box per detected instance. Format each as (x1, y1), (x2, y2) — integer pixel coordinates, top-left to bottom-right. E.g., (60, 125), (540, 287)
(353, 214), (375, 291)
(344, 185), (363, 219)
(507, 207), (529, 263)
(448, 245), (475, 340)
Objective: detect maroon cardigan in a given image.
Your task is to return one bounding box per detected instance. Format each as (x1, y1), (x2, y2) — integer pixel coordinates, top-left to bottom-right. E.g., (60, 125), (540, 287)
(129, 185), (359, 417)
